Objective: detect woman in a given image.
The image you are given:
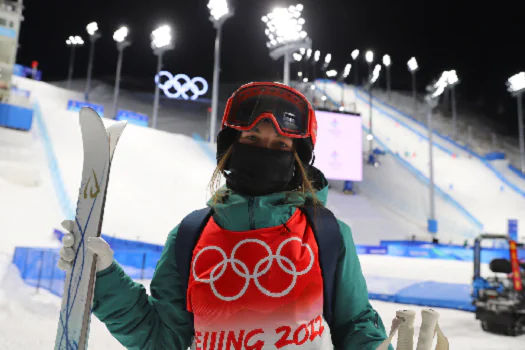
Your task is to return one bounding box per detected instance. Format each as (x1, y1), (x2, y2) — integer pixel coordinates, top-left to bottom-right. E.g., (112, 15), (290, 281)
(58, 82), (391, 350)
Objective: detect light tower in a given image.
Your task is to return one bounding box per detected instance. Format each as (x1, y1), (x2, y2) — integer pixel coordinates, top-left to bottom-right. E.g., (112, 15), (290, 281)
(111, 26), (131, 118)
(85, 22), (101, 101)
(208, 0), (234, 143)
(262, 4), (312, 86)
(150, 24), (174, 129)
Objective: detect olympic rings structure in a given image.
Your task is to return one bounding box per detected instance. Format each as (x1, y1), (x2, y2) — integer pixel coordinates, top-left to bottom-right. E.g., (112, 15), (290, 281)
(192, 237), (315, 301)
(154, 71), (209, 100)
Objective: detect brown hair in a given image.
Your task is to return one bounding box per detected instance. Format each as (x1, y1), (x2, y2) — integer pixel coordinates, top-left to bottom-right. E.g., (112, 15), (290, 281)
(208, 146), (321, 207)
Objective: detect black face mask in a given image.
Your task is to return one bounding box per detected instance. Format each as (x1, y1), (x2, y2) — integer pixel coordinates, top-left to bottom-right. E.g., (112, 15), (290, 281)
(225, 142), (296, 196)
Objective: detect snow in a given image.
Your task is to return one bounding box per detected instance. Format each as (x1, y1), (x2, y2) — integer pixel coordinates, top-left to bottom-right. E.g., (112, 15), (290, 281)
(1, 253), (522, 349)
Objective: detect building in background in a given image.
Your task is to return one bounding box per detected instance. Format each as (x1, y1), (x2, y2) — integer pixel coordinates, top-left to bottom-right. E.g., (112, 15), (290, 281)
(0, 0), (23, 102)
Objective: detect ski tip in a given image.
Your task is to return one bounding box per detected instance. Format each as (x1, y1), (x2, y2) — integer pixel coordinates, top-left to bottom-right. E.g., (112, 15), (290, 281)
(79, 107), (103, 124)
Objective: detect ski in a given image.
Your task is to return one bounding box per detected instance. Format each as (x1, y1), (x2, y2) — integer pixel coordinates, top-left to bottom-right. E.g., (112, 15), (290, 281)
(54, 107), (127, 350)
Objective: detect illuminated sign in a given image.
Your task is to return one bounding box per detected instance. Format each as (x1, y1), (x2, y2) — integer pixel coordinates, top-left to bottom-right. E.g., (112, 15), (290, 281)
(154, 71), (208, 100)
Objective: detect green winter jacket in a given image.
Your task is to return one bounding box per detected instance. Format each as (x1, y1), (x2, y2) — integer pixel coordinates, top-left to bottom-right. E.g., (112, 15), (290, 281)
(92, 181), (391, 350)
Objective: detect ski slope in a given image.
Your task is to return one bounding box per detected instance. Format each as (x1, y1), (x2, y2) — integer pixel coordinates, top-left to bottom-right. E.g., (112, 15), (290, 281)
(322, 81), (525, 241)
(0, 120), (62, 252)
(307, 85), (481, 243)
(3, 76), (437, 248)
(12, 76), (216, 246)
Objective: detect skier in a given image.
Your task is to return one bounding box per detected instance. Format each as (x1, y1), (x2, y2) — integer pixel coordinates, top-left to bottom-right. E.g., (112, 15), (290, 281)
(58, 82), (393, 349)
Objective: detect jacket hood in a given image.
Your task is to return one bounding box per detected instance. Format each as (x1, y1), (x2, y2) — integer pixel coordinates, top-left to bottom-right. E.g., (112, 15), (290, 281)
(206, 166), (329, 231)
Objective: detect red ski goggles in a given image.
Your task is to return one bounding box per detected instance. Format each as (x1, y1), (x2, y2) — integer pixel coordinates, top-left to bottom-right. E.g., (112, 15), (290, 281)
(222, 82), (317, 146)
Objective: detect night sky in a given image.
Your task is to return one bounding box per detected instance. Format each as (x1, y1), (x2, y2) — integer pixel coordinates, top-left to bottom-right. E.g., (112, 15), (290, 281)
(17, 0), (524, 134)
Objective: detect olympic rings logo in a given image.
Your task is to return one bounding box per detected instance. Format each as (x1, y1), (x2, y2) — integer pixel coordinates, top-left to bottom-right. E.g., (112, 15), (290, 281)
(154, 71), (209, 100)
(192, 238), (315, 301)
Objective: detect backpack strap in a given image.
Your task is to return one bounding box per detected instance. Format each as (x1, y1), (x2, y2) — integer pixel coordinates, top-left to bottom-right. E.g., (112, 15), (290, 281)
(174, 207), (214, 332)
(300, 205), (343, 330)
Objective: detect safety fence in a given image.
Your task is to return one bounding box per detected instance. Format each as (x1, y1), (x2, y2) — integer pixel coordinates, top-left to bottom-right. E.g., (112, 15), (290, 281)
(12, 238), (524, 311)
(12, 247), (161, 298)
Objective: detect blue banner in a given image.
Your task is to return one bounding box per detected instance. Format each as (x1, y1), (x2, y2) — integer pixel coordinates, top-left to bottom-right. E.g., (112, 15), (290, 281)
(11, 86), (31, 98)
(509, 219), (518, 242)
(12, 64), (42, 81)
(0, 26), (16, 39)
(67, 100), (104, 117)
(116, 109), (149, 127)
(355, 245), (388, 255)
(0, 102), (33, 131)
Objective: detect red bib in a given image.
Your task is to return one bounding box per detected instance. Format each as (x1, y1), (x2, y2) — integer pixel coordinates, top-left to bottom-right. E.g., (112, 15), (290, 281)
(187, 209), (327, 349)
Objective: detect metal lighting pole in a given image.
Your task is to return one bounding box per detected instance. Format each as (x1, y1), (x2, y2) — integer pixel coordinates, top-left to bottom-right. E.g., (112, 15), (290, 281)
(324, 69), (337, 109)
(518, 92), (525, 174)
(151, 25), (175, 129)
(85, 22), (101, 101)
(368, 64), (382, 153)
(424, 71), (448, 236)
(321, 53), (331, 94)
(304, 48), (312, 84)
(383, 54), (392, 99)
(351, 49), (359, 87)
(299, 47), (307, 89)
(283, 52), (291, 85)
(262, 4), (311, 87)
(292, 52), (303, 90)
(365, 50), (374, 80)
(112, 26), (131, 119)
(365, 51), (374, 152)
(427, 99), (437, 234)
(208, 0), (234, 144)
(507, 72), (525, 174)
(447, 70), (459, 139)
(339, 63), (352, 107)
(312, 49), (320, 87)
(66, 36), (84, 89)
(408, 57), (419, 116)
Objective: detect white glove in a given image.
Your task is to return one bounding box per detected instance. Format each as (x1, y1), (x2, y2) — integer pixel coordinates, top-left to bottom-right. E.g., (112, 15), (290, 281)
(57, 219), (114, 272)
(376, 309), (449, 350)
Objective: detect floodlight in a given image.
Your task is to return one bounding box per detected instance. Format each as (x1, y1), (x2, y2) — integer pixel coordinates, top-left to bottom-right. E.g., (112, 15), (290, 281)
(326, 70), (338, 78)
(365, 50), (374, 63)
(151, 25), (173, 50)
(446, 70), (459, 85)
(208, 0), (231, 22)
(314, 50), (320, 62)
(507, 72), (525, 94)
(351, 49), (359, 60)
(86, 22), (98, 36)
(113, 26), (129, 43)
(262, 5), (309, 51)
(383, 54), (391, 67)
(343, 63), (352, 78)
(408, 57), (418, 72)
(66, 35), (84, 46)
(371, 64), (381, 83)
(431, 71), (450, 98)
